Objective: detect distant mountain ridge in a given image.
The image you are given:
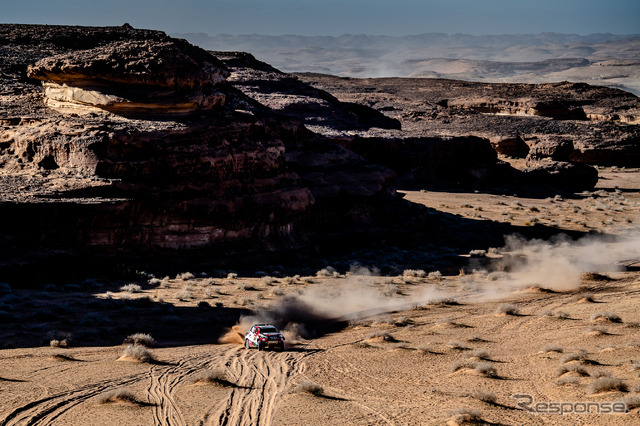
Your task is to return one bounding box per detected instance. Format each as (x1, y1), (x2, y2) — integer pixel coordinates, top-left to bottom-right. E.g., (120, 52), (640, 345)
(175, 32), (640, 95)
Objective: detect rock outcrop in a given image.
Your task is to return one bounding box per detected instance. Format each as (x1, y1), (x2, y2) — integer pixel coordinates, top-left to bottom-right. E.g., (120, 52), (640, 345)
(0, 24), (425, 278)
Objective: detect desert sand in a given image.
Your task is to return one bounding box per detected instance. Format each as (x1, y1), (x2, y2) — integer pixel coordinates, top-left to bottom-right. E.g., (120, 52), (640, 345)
(1, 165), (639, 425)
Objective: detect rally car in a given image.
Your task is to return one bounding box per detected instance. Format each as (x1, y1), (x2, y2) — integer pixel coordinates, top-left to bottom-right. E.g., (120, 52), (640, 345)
(244, 324), (285, 351)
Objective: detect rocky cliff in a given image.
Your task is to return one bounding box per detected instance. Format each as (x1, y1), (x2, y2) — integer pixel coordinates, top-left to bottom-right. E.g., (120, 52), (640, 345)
(0, 24), (424, 279)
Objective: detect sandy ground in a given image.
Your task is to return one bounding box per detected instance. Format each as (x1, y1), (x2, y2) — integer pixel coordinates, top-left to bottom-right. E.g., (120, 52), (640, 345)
(1, 168), (640, 425)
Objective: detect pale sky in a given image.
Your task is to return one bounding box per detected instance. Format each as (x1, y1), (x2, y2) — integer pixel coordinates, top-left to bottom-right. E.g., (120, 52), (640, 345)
(2, 0), (639, 36)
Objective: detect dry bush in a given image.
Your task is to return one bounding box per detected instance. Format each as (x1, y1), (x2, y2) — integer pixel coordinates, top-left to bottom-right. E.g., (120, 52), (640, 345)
(495, 304), (519, 316)
(393, 316), (413, 326)
(148, 278), (162, 286)
(176, 272), (195, 280)
(450, 361), (470, 373)
(449, 408), (482, 424)
(474, 362), (498, 378)
(589, 377), (628, 394)
(402, 269), (426, 278)
(561, 350), (588, 364)
(557, 364), (589, 377)
(294, 381), (323, 396)
(586, 326), (609, 336)
(120, 284), (142, 293)
(621, 395), (640, 411)
(467, 335), (486, 343)
(366, 331), (396, 342)
(124, 333), (156, 347)
(581, 272), (612, 281)
(590, 311), (622, 323)
(226, 273), (238, 280)
(176, 286), (193, 301)
(427, 271), (442, 280)
(447, 341), (468, 350)
(120, 345), (154, 363)
(469, 349), (490, 360)
(541, 344), (563, 354)
(590, 370), (612, 378)
(557, 377), (580, 386)
(575, 293), (596, 303)
(417, 345), (437, 354)
(260, 276), (278, 286)
(316, 267), (336, 277)
(471, 390), (497, 404)
(238, 283), (257, 291)
(192, 370), (235, 387)
(427, 297), (460, 306)
(98, 389), (141, 405)
(469, 249), (487, 257)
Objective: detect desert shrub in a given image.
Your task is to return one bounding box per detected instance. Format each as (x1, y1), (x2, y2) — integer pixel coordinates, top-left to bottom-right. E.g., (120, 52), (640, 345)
(621, 395), (640, 411)
(589, 377), (628, 394)
(447, 341), (467, 350)
(382, 284), (401, 297)
(587, 326), (609, 335)
(417, 345), (436, 354)
(226, 273), (238, 280)
(120, 284), (142, 293)
(541, 344), (563, 354)
(121, 344), (154, 362)
(557, 364), (589, 377)
(590, 311), (622, 323)
(557, 377), (580, 386)
(176, 272), (195, 280)
(561, 350), (588, 364)
(294, 381), (323, 396)
(427, 297), (460, 306)
(393, 316), (413, 326)
(50, 339), (68, 348)
(176, 286), (193, 301)
(467, 335), (486, 343)
(238, 283), (257, 291)
(260, 276), (278, 286)
(192, 370), (234, 386)
(590, 370), (612, 378)
(474, 362), (498, 378)
(366, 331), (396, 342)
(450, 361), (469, 373)
(148, 278), (162, 286)
(98, 389), (139, 404)
(449, 408), (482, 424)
(581, 272), (612, 281)
(469, 349), (490, 360)
(402, 269), (426, 278)
(469, 249), (487, 257)
(197, 301), (210, 308)
(316, 266), (336, 277)
(495, 304), (519, 315)
(472, 390), (497, 404)
(427, 271), (442, 280)
(124, 333), (156, 347)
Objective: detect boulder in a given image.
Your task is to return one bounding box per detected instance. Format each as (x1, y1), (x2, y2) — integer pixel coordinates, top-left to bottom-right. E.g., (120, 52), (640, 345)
(523, 159), (598, 191)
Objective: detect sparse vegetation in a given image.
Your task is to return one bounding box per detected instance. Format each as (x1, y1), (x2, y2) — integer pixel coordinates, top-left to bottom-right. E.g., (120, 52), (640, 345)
(581, 272), (612, 281)
(587, 326), (609, 336)
(120, 344), (154, 363)
(98, 389), (142, 405)
(469, 349), (490, 360)
(621, 395), (640, 411)
(120, 284), (142, 293)
(495, 303), (519, 316)
(471, 390), (497, 404)
(540, 344), (563, 354)
(590, 311), (622, 323)
(561, 350), (588, 364)
(176, 272), (195, 280)
(557, 364), (589, 377)
(589, 377), (628, 394)
(427, 271), (442, 280)
(557, 376), (580, 386)
(449, 407), (482, 424)
(474, 362), (498, 378)
(294, 381), (323, 396)
(447, 340), (467, 350)
(402, 269), (426, 278)
(366, 331), (396, 342)
(192, 370), (235, 387)
(590, 370), (612, 378)
(124, 333), (156, 347)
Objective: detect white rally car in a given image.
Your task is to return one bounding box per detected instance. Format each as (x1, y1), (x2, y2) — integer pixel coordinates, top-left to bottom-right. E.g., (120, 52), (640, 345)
(244, 324), (285, 351)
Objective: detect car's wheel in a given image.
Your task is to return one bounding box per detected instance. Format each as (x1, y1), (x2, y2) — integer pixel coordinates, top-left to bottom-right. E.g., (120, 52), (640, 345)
(244, 339), (251, 349)
(276, 342), (284, 352)
(258, 342), (265, 351)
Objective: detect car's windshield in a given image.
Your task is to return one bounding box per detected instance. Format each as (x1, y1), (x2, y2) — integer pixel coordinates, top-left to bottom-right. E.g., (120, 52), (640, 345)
(259, 326), (278, 333)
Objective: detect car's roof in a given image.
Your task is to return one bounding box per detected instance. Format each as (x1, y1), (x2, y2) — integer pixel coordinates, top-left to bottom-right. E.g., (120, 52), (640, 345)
(252, 323), (277, 327)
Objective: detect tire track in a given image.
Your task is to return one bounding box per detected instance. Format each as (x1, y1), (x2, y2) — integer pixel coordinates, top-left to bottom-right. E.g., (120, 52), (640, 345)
(214, 346), (307, 426)
(0, 372), (145, 426)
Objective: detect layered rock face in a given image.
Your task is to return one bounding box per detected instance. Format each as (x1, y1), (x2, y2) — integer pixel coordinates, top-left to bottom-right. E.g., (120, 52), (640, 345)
(0, 25), (415, 277)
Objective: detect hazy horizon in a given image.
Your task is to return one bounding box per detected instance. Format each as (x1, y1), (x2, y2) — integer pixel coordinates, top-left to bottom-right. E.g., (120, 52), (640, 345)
(3, 0), (639, 37)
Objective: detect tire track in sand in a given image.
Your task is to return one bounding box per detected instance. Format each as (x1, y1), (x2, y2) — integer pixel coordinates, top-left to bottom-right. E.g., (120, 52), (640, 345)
(214, 346), (307, 426)
(0, 372), (145, 426)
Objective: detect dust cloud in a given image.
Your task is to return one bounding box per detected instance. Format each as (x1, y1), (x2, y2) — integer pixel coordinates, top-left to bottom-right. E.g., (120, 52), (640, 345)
(220, 231), (640, 345)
